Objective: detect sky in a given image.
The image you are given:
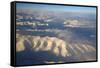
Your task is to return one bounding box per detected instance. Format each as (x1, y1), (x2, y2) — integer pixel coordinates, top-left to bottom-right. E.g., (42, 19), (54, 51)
(16, 3), (96, 14)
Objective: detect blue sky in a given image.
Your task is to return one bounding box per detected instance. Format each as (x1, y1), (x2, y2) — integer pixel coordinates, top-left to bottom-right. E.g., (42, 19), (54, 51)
(16, 3), (96, 14)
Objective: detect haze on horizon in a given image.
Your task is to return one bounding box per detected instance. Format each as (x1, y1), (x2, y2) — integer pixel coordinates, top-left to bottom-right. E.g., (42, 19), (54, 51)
(16, 3), (96, 14)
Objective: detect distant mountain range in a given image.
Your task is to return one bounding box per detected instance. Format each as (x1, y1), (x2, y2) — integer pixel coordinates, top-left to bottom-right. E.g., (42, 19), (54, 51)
(16, 34), (96, 61)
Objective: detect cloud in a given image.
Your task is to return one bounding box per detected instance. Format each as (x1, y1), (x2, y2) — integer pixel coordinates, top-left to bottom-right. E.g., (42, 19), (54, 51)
(44, 61), (64, 64)
(63, 19), (82, 27)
